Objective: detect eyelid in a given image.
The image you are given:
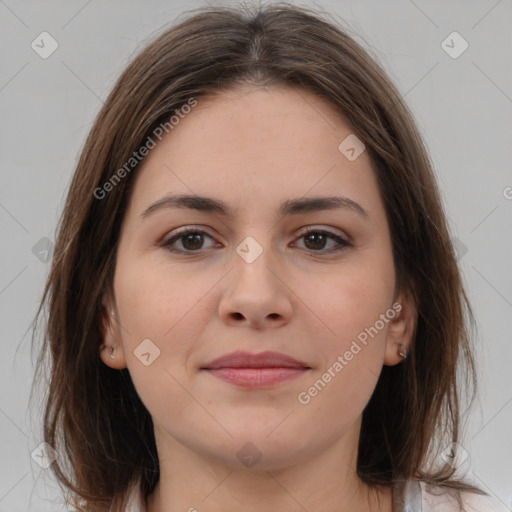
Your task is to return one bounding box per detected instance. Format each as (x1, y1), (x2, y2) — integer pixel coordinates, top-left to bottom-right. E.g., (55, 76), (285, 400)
(161, 225), (348, 243)
(297, 225), (349, 240)
(160, 225), (218, 247)
(164, 225), (213, 238)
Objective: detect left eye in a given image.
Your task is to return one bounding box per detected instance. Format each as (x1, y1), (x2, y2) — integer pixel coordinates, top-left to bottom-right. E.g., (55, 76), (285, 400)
(161, 228), (350, 254)
(293, 229), (350, 253)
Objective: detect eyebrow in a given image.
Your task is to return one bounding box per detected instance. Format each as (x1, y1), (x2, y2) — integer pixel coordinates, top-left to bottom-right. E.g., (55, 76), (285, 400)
(140, 194), (369, 220)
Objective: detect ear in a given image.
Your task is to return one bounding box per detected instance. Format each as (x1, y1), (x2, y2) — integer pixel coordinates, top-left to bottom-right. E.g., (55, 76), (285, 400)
(383, 288), (417, 366)
(98, 295), (127, 370)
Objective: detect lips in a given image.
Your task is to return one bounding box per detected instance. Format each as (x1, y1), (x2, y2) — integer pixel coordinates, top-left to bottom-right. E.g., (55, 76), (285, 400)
(201, 350), (311, 388)
(201, 350), (311, 370)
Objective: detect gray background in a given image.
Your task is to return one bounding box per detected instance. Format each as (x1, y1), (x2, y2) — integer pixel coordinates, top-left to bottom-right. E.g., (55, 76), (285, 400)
(0, 0), (511, 510)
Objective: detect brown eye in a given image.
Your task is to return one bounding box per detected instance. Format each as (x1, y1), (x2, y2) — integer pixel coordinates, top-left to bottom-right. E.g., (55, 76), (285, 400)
(180, 232), (205, 250)
(294, 229), (350, 253)
(303, 232), (328, 250)
(162, 230), (216, 253)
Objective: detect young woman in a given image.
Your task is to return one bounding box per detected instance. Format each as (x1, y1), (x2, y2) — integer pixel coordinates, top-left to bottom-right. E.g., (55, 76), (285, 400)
(33, 3), (500, 511)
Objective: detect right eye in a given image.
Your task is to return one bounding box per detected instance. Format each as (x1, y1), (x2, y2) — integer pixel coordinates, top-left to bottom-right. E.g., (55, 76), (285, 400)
(161, 228), (218, 254)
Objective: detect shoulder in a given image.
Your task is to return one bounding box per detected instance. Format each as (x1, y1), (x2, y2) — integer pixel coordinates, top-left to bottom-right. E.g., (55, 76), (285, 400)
(124, 479), (146, 512)
(125, 478), (505, 512)
(419, 481), (504, 512)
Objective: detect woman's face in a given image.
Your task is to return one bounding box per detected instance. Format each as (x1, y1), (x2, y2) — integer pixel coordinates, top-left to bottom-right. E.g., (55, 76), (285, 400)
(101, 85), (413, 470)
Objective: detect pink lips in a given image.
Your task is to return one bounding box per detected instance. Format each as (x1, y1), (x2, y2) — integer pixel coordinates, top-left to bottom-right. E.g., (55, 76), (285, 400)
(201, 350), (311, 388)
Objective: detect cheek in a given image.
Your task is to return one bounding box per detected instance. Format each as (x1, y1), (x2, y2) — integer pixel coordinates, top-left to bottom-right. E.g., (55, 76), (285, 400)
(303, 258), (395, 347)
(295, 277), (390, 427)
(297, 249), (395, 403)
(112, 260), (204, 422)
(114, 257), (211, 340)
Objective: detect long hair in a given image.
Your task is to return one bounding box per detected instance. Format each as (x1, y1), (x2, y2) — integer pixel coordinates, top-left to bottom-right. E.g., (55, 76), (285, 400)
(32, 2), (480, 510)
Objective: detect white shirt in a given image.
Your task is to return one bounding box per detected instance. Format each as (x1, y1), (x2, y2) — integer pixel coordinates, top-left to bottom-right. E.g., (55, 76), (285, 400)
(124, 478), (504, 511)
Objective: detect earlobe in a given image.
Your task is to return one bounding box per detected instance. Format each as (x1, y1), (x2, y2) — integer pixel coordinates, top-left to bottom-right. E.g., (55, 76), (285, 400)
(99, 342), (127, 369)
(383, 290), (417, 366)
(98, 300), (127, 369)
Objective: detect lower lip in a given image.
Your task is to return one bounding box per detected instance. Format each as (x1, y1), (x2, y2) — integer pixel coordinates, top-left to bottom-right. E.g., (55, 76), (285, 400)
(204, 367), (308, 388)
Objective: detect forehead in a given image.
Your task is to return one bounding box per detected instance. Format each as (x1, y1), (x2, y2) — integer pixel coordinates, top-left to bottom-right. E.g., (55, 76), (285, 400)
(156, 85), (352, 166)
(125, 85), (382, 222)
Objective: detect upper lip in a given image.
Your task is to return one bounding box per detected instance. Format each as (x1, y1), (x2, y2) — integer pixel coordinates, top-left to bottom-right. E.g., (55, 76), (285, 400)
(201, 350), (311, 370)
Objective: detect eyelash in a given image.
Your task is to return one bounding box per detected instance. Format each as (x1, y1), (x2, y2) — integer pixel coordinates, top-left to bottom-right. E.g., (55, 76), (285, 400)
(161, 227), (351, 255)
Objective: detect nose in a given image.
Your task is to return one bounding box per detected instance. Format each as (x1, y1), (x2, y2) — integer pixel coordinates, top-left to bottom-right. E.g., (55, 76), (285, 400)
(218, 244), (293, 329)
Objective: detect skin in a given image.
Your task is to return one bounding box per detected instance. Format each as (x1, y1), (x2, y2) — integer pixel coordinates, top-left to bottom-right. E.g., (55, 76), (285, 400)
(100, 85), (416, 512)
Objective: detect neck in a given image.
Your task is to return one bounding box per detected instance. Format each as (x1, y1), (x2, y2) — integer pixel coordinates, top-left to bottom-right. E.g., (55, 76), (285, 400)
(145, 423), (393, 512)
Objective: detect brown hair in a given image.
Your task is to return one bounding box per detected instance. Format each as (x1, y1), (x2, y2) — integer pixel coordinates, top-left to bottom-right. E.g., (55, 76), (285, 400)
(32, 2), (482, 510)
